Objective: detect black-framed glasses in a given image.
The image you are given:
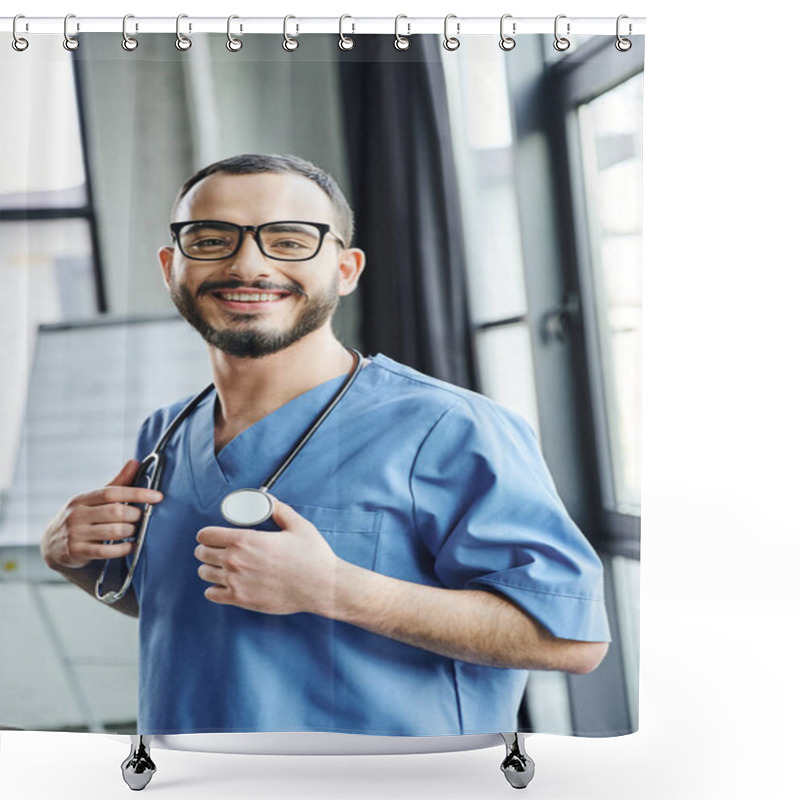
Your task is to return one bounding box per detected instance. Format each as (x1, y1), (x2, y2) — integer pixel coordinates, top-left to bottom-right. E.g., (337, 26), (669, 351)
(169, 220), (346, 262)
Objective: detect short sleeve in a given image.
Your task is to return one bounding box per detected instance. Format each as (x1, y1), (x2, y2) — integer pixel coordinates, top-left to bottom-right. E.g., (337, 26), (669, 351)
(410, 400), (611, 643)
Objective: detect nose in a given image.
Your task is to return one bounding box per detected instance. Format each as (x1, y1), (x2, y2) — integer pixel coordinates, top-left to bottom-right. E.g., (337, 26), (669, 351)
(225, 230), (279, 279)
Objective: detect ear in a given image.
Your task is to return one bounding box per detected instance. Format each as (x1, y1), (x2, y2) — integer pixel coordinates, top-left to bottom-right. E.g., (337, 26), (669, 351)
(158, 246), (175, 290)
(336, 248), (366, 297)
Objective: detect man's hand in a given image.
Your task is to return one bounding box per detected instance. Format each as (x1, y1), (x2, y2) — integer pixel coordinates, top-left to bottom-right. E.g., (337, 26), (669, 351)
(195, 500), (340, 616)
(40, 460), (163, 571)
(195, 500), (609, 674)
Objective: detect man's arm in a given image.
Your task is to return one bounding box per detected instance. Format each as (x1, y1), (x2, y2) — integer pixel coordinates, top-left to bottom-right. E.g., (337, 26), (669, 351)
(195, 501), (608, 674)
(40, 459), (161, 620)
(42, 558), (140, 619)
(324, 561), (607, 673)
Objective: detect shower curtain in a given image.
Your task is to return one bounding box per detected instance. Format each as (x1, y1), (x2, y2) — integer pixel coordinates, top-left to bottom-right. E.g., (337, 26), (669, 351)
(0, 21), (642, 744)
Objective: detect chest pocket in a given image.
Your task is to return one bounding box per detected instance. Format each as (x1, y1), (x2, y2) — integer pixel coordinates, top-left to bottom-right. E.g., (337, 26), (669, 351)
(264, 504), (382, 571)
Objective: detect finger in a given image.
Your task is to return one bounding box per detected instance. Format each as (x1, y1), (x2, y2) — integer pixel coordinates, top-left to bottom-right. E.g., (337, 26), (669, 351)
(196, 526), (241, 547)
(193, 543), (224, 566)
(204, 584), (232, 605)
(72, 540), (135, 561)
(81, 503), (143, 525)
(107, 459), (140, 488)
(76, 485), (163, 508)
(269, 499), (307, 531)
(81, 522), (139, 543)
(197, 563), (226, 584)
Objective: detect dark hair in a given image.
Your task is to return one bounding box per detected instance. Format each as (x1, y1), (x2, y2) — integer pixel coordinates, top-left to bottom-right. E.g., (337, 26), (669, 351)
(172, 154), (355, 247)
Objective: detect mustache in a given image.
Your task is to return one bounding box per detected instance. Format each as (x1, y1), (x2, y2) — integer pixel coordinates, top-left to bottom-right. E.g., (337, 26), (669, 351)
(196, 279), (308, 299)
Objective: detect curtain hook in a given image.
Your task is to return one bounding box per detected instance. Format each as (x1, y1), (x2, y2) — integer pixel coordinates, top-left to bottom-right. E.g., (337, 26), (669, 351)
(499, 14), (516, 51)
(63, 13), (79, 51)
(616, 14), (632, 51)
(394, 15), (410, 51)
(443, 14), (460, 51)
(122, 14), (139, 51)
(227, 15), (243, 51)
(283, 15), (299, 51)
(338, 14), (355, 51)
(175, 14), (192, 51)
(553, 14), (570, 51)
(12, 14), (29, 52)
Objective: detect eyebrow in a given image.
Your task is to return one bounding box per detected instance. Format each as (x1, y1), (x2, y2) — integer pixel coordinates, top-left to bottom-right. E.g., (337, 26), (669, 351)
(178, 221), (322, 231)
(260, 222), (318, 233)
(179, 220), (236, 230)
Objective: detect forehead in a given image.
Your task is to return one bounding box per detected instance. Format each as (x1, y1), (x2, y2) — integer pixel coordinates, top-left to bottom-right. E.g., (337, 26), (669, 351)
(175, 172), (336, 224)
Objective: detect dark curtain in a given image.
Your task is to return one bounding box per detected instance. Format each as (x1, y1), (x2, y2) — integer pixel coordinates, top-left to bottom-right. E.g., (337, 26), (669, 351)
(339, 36), (478, 391)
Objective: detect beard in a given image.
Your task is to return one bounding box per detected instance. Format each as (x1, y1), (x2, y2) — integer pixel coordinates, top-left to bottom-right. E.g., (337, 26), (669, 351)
(170, 275), (340, 359)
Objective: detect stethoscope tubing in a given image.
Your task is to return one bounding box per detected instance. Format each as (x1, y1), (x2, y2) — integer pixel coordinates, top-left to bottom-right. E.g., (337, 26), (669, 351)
(95, 387), (214, 604)
(259, 349), (363, 492)
(95, 350), (363, 604)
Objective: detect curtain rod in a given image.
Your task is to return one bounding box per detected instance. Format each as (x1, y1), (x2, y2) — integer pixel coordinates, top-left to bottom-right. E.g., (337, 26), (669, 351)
(1, 16), (646, 37)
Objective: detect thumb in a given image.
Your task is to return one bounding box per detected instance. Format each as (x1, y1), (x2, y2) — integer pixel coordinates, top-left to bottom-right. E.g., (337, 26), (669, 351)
(107, 459), (141, 487)
(269, 498), (307, 531)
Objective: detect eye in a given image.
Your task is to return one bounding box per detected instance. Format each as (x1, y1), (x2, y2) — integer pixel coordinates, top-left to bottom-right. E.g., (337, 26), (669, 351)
(181, 230), (237, 253)
(195, 236), (230, 247)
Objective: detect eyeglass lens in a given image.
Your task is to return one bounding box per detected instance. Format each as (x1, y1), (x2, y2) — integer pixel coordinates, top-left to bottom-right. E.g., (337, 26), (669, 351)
(177, 222), (325, 261)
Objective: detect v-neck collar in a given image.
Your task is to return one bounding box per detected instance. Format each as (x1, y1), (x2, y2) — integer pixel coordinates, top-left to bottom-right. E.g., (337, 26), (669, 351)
(186, 368), (365, 510)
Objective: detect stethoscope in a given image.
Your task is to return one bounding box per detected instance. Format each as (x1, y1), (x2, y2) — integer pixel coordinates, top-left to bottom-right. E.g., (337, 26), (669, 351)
(95, 348), (365, 605)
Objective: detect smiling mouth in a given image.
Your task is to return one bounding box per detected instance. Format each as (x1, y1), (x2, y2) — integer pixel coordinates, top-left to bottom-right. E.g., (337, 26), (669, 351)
(215, 291), (290, 303)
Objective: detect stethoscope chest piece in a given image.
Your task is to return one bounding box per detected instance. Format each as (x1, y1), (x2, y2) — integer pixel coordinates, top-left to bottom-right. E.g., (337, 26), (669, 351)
(220, 488), (276, 527)
(96, 349), (364, 603)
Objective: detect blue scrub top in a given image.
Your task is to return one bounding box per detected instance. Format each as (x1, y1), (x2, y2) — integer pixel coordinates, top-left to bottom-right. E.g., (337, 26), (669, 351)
(129, 354), (610, 736)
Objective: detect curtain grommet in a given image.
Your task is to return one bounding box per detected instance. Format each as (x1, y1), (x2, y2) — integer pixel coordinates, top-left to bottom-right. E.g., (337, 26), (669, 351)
(615, 15), (632, 51)
(338, 14), (355, 51)
(553, 15), (570, 52)
(226, 15), (243, 51)
(12, 15), (29, 51)
(122, 14), (139, 51)
(175, 14), (192, 51)
(443, 14), (460, 51)
(499, 14), (516, 51)
(63, 13), (79, 51)
(394, 15), (411, 51)
(283, 15), (299, 51)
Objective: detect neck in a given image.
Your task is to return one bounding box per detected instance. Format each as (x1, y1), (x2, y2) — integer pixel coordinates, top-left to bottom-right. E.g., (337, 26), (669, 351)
(208, 327), (354, 434)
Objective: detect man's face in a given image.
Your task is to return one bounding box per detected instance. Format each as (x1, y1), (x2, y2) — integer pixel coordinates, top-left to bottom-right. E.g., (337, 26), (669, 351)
(159, 172), (361, 359)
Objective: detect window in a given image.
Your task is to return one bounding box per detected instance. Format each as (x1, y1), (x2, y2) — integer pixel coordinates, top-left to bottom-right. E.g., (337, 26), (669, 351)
(446, 36), (643, 554)
(558, 39), (644, 553)
(576, 72), (643, 516)
(554, 39), (644, 734)
(442, 37), (540, 433)
(0, 43), (101, 496)
(445, 35), (644, 736)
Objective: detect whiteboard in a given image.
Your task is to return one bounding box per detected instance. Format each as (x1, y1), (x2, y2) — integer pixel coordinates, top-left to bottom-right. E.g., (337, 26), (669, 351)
(0, 315), (211, 546)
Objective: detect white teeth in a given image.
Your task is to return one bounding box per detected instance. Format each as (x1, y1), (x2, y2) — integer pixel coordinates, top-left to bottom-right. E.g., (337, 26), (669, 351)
(219, 292), (283, 302)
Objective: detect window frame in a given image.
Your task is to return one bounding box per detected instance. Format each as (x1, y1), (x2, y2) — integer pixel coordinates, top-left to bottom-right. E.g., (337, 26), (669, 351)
(0, 55), (105, 501)
(451, 40), (643, 734)
(0, 57), (106, 313)
(551, 37), (645, 559)
(440, 38), (541, 433)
